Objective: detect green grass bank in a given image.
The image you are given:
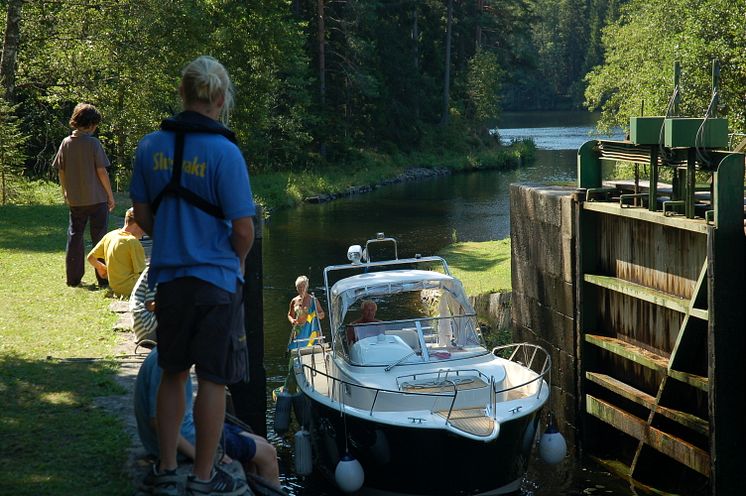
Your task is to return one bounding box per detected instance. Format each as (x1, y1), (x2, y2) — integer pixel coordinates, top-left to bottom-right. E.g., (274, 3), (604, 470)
(0, 203), (131, 495)
(437, 238), (512, 296)
(251, 141), (535, 211)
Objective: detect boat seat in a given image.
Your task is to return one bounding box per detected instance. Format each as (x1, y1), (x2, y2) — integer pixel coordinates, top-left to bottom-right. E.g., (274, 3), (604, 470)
(385, 329), (420, 351)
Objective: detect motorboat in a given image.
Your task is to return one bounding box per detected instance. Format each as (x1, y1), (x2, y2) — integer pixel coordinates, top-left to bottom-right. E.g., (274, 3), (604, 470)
(290, 234), (551, 495)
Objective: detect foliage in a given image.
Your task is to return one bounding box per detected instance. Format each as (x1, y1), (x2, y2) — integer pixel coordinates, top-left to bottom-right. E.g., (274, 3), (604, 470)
(466, 50), (504, 123)
(0, 0), (553, 184)
(8, 1), (311, 181)
(0, 97), (28, 203)
(0, 202), (129, 495)
(504, 0), (624, 110)
(585, 0), (746, 134)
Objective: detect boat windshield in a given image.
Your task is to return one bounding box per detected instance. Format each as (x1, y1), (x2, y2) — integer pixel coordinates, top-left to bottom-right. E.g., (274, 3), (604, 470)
(336, 287), (486, 367)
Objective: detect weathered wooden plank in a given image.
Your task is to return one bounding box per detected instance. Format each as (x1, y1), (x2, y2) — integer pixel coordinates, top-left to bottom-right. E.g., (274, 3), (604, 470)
(586, 395), (711, 476)
(585, 334), (669, 371)
(585, 334), (709, 391)
(584, 274), (700, 317)
(667, 369), (708, 392)
(689, 308), (708, 321)
(586, 372), (708, 435)
(583, 201), (710, 233)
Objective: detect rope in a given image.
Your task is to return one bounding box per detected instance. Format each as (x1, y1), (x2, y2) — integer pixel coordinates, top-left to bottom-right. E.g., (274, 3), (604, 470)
(695, 88), (719, 166)
(658, 84), (680, 163)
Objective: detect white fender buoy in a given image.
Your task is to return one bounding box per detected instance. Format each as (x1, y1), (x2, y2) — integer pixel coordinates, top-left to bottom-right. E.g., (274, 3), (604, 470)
(335, 453), (364, 493)
(274, 390), (292, 435)
(539, 413), (567, 465)
(294, 429), (313, 476)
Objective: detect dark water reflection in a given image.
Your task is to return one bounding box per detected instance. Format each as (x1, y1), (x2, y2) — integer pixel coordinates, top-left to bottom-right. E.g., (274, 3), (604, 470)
(262, 112), (635, 495)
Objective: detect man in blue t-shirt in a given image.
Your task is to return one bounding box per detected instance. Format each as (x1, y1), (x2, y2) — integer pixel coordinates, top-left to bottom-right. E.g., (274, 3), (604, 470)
(134, 349), (281, 490)
(130, 57), (256, 496)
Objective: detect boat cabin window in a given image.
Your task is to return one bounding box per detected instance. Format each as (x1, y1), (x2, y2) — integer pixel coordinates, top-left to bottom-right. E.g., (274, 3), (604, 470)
(336, 289), (485, 366)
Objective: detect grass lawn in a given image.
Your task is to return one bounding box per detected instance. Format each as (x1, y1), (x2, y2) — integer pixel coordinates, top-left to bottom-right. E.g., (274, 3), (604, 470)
(437, 238), (512, 296)
(0, 192), (132, 495)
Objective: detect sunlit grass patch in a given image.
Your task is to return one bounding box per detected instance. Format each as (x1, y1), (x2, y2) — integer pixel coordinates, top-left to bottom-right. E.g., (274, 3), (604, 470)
(438, 238), (511, 296)
(0, 196), (130, 495)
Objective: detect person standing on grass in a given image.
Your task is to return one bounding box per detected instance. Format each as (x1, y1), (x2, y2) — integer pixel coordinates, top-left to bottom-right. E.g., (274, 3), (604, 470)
(130, 56), (255, 496)
(53, 103), (116, 287)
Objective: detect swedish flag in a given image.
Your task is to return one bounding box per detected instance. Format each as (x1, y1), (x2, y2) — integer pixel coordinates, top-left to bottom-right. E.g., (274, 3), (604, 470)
(288, 297), (321, 350)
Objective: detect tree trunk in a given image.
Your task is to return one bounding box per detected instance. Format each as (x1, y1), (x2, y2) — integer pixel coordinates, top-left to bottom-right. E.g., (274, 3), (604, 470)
(0, 0), (23, 103)
(317, 0), (326, 157)
(317, 0), (326, 107)
(412, 4), (420, 120)
(440, 0), (453, 127)
(475, 0), (483, 51)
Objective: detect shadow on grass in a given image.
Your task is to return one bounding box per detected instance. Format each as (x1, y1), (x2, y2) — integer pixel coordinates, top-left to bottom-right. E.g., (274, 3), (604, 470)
(444, 248), (510, 273)
(0, 353), (130, 496)
(0, 204), (70, 253)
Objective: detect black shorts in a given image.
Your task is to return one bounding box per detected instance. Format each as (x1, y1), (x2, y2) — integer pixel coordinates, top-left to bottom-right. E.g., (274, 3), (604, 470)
(155, 277), (248, 384)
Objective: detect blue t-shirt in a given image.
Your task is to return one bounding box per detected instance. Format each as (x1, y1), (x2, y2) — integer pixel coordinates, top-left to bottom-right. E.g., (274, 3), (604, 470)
(134, 349), (195, 457)
(130, 112), (255, 293)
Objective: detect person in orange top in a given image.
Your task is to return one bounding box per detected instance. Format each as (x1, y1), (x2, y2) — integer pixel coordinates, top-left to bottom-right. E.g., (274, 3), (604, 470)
(87, 208), (145, 296)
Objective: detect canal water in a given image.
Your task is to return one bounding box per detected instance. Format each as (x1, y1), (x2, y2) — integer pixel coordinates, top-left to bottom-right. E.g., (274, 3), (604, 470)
(262, 112), (633, 495)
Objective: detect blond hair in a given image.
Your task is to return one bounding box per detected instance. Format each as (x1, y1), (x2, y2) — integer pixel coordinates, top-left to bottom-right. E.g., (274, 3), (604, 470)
(124, 207), (136, 226)
(180, 56), (234, 123)
(295, 275), (309, 291)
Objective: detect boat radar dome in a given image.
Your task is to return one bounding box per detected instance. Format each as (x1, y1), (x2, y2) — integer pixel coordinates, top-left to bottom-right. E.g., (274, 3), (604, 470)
(347, 245), (363, 265)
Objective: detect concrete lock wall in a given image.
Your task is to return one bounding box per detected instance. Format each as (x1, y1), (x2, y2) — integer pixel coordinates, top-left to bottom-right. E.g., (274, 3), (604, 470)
(510, 183), (578, 450)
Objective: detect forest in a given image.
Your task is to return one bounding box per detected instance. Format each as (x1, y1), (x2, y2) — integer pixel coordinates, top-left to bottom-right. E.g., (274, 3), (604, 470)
(1, 0), (744, 198)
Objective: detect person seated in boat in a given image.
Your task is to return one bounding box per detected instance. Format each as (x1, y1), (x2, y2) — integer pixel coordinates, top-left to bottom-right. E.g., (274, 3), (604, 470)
(135, 348), (281, 490)
(346, 299), (383, 344)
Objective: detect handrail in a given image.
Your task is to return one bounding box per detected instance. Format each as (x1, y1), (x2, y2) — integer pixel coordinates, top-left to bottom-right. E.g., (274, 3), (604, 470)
(443, 379), (459, 427)
(299, 343), (550, 427)
(490, 343), (551, 415)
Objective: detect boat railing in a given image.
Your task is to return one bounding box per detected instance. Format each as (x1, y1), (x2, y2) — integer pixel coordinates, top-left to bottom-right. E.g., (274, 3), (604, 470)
(300, 362), (457, 418)
(291, 338), (330, 374)
(489, 343), (551, 409)
(298, 343), (549, 437)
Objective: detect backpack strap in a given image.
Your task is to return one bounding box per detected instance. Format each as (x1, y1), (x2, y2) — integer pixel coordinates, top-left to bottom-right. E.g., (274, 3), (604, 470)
(150, 118), (237, 219)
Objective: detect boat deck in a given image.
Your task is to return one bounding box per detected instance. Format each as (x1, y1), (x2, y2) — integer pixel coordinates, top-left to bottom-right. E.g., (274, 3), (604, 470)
(435, 407), (495, 436)
(400, 376), (489, 394)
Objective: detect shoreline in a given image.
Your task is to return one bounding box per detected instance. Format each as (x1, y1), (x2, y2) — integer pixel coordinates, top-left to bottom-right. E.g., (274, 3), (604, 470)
(303, 166), (451, 204)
